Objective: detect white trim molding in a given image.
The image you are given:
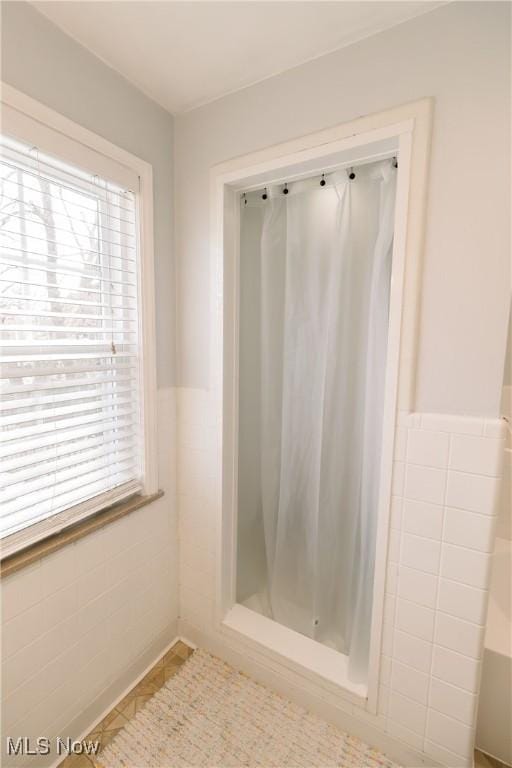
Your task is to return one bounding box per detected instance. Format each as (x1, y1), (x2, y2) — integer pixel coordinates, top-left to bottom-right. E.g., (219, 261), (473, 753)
(205, 99), (433, 711)
(0, 83), (159, 554)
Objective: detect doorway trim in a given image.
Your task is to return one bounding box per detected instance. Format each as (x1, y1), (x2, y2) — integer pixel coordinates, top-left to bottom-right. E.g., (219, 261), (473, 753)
(210, 98), (433, 712)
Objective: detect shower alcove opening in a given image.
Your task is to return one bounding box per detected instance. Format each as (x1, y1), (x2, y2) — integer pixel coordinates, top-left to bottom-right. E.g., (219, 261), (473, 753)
(212, 100), (432, 712)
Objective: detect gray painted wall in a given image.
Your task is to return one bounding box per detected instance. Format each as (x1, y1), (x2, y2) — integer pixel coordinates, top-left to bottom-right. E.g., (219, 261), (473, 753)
(1, 1), (176, 387)
(175, 2), (510, 416)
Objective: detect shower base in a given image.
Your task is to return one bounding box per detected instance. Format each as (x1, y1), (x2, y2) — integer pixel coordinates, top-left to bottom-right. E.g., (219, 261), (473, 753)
(223, 601), (368, 701)
(242, 591), (344, 654)
(242, 590), (272, 618)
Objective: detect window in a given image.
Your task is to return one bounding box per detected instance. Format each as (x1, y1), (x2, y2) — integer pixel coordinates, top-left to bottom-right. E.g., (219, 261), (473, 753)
(0, 88), (157, 556)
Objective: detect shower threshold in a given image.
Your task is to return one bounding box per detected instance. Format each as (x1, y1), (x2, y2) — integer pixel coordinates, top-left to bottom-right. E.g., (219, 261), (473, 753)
(222, 602), (368, 701)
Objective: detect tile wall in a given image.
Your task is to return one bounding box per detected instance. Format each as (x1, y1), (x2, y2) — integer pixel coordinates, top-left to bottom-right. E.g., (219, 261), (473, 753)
(1, 388), (179, 768)
(2, 383), (504, 768)
(384, 411), (505, 766)
(177, 388), (506, 768)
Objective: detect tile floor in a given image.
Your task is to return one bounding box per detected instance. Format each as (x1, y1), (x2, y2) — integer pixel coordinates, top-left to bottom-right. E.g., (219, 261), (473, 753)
(59, 640), (509, 768)
(474, 752), (510, 768)
(59, 640), (194, 767)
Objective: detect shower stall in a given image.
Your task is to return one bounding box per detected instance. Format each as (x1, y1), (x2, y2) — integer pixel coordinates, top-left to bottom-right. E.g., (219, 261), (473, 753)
(213, 105), (430, 706)
(237, 159), (397, 685)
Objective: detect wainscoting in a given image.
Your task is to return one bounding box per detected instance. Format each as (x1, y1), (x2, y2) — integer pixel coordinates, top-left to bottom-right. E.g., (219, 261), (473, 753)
(1, 389), (179, 768)
(177, 387), (506, 768)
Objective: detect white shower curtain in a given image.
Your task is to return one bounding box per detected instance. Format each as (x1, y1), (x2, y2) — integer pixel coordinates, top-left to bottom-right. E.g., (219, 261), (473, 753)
(257, 160), (397, 683)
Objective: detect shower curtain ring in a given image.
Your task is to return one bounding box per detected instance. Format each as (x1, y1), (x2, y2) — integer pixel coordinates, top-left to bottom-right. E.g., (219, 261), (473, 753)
(283, 183), (289, 195)
(262, 188), (268, 200)
(348, 167), (356, 180)
(320, 174), (326, 187)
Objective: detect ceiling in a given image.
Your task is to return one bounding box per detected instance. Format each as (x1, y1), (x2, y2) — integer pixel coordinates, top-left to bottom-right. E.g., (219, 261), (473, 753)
(33, 1), (444, 114)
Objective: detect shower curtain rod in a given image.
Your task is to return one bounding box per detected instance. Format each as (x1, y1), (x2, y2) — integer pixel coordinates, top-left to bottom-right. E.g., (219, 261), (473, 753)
(240, 153), (398, 200)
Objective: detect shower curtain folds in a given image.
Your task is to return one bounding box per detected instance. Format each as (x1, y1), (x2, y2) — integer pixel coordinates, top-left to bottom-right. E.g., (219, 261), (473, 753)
(242, 160), (397, 683)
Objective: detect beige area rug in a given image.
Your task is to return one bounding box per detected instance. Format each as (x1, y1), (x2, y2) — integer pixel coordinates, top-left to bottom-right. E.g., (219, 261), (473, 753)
(99, 649), (400, 768)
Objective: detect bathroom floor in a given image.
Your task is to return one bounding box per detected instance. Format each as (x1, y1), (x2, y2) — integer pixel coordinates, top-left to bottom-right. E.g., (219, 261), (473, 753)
(58, 640), (508, 768)
(475, 753), (510, 768)
(59, 640), (193, 767)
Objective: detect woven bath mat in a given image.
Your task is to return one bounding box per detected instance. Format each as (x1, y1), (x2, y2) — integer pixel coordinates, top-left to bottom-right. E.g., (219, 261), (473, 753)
(99, 649), (400, 768)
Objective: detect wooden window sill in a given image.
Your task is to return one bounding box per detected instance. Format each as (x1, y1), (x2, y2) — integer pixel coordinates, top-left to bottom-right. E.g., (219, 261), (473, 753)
(0, 490), (164, 578)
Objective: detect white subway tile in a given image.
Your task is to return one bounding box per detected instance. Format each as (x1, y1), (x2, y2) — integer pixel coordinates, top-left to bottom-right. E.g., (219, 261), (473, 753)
(42, 582), (79, 632)
(36, 614), (79, 674)
(397, 411), (419, 428)
(443, 507), (496, 552)
(78, 590), (115, 635)
(180, 562), (214, 599)
(437, 578), (487, 624)
(404, 465), (446, 505)
(424, 740), (472, 768)
(2, 672), (48, 732)
(2, 602), (45, 659)
(401, 534), (441, 575)
(435, 613), (484, 659)
(3, 405), (499, 759)
(483, 419), (507, 438)
(180, 539), (214, 578)
(180, 585), (214, 627)
(420, 414), (483, 436)
(178, 420), (206, 450)
(450, 435), (504, 477)
(387, 720), (424, 750)
(402, 499), (444, 540)
(75, 625), (106, 671)
(441, 545), (491, 589)
(432, 646), (480, 692)
(397, 566), (437, 608)
(429, 678), (477, 725)
(1, 465), (178, 750)
(446, 471), (498, 515)
(107, 602), (134, 650)
(426, 709), (474, 758)
(393, 629), (432, 673)
(109, 573), (140, 616)
(41, 545), (79, 597)
(391, 660), (429, 704)
(101, 515), (138, 557)
(75, 529), (107, 574)
(2, 637), (46, 697)
(179, 493), (216, 537)
(407, 429), (450, 468)
(395, 599), (435, 642)
(105, 544), (140, 587)
(177, 388), (209, 426)
(1, 563), (42, 622)
(388, 691), (427, 735)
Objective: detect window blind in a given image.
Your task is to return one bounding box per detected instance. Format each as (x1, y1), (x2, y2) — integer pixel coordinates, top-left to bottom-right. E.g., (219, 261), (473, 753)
(0, 136), (143, 547)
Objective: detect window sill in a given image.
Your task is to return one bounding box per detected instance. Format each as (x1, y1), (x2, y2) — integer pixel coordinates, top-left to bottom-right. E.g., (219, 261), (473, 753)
(0, 490), (164, 578)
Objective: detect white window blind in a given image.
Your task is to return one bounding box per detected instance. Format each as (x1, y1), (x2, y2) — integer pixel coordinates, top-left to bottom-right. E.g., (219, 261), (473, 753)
(0, 135), (143, 548)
